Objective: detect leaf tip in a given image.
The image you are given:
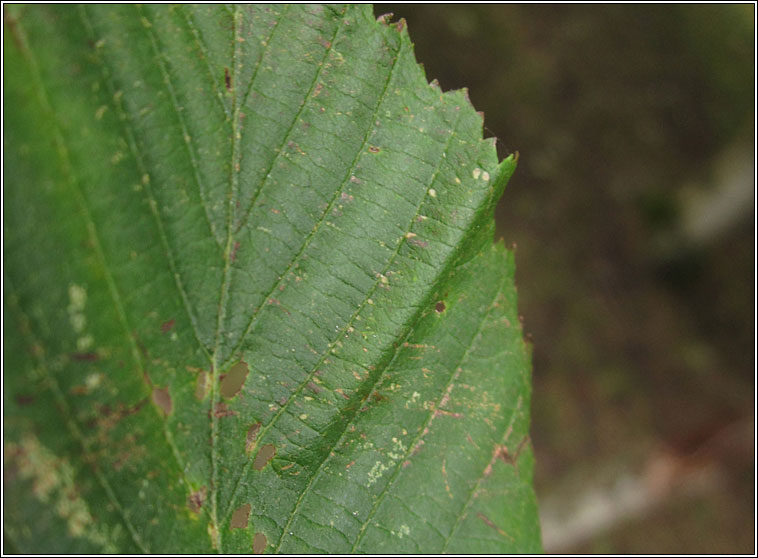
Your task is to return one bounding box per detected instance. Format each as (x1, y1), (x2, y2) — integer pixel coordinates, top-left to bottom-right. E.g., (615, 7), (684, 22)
(499, 151), (519, 174)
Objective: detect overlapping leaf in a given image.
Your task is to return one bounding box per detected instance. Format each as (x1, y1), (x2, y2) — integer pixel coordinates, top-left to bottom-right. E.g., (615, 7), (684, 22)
(3, 4), (541, 553)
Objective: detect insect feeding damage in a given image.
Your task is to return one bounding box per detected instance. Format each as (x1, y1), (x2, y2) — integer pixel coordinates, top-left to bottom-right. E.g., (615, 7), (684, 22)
(230, 503), (251, 529)
(252, 532), (267, 554)
(220, 360), (249, 399)
(252, 444), (276, 471)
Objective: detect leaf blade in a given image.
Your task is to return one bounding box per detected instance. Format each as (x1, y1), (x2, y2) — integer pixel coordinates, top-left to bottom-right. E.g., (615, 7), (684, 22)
(3, 4), (541, 553)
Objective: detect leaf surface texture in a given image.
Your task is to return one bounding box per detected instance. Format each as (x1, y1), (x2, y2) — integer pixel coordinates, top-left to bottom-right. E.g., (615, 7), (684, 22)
(3, 4), (541, 553)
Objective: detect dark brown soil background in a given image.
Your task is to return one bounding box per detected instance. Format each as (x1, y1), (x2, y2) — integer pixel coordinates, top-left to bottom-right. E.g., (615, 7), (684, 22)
(377, 4), (755, 552)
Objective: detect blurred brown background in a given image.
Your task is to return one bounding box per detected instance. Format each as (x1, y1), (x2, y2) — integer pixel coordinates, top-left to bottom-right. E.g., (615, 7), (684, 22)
(377, 4), (755, 553)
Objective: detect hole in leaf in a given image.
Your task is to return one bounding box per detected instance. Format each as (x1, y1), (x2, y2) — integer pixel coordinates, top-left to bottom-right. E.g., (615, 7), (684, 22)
(252, 532), (267, 554)
(220, 360), (249, 399)
(152, 387), (172, 415)
(230, 503), (251, 529)
(253, 444), (276, 471)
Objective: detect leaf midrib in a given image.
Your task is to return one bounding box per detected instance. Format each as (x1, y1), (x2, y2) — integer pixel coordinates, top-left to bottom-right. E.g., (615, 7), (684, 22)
(206, 6), (349, 550)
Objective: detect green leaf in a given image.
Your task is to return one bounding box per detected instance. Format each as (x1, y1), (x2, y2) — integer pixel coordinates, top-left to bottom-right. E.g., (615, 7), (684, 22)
(3, 4), (541, 553)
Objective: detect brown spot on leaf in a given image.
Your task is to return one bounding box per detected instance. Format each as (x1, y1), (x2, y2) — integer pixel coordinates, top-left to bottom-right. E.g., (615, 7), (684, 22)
(125, 399), (148, 418)
(224, 67), (231, 91)
(14, 394), (35, 406)
(497, 436), (529, 468)
(152, 387), (172, 415)
(477, 512), (514, 541)
(220, 360), (248, 399)
(403, 342), (433, 349)
(306, 381), (320, 394)
(368, 145), (380, 153)
(213, 402), (237, 418)
(435, 301), (446, 313)
(477, 512), (497, 530)
(4, 9), (26, 52)
(253, 444), (276, 471)
(70, 352), (99, 362)
(230, 503), (251, 529)
(410, 438), (425, 457)
(188, 486), (207, 513)
(434, 409), (463, 419)
(252, 532), (267, 554)
(246, 423), (262, 453)
(160, 319), (175, 333)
